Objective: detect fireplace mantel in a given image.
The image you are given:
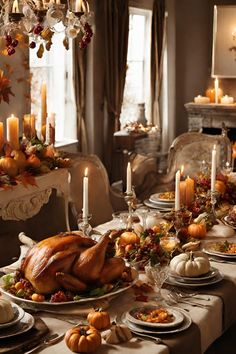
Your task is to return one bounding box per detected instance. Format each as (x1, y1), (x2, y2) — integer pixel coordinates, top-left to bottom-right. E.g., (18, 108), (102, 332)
(184, 103), (236, 132)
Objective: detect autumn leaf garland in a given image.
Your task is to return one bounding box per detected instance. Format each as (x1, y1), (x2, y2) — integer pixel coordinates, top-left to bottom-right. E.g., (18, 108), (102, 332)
(0, 69), (15, 104)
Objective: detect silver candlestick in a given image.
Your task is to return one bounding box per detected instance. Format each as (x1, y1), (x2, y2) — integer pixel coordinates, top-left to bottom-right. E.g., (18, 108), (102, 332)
(77, 214), (92, 236)
(124, 189), (136, 230)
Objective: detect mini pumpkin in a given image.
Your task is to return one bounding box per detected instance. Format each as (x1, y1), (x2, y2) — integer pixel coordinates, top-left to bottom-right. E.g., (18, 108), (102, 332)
(12, 150), (27, 172)
(65, 325), (101, 353)
(170, 251), (210, 277)
(188, 222), (206, 239)
(103, 322), (132, 344)
(215, 180), (226, 195)
(0, 157), (18, 177)
(119, 231), (140, 246)
(87, 309), (111, 330)
(27, 154), (41, 168)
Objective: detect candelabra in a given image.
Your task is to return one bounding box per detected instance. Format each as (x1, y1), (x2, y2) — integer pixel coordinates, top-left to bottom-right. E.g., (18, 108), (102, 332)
(77, 213), (92, 237)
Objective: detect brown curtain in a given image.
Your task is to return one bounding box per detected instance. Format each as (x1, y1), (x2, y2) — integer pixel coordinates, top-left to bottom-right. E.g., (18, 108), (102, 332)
(102, 0), (129, 178)
(151, 0), (166, 127)
(73, 39), (88, 153)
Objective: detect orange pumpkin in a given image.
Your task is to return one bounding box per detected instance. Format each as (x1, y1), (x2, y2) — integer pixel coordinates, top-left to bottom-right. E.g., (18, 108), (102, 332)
(215, 180), (226, 195)
(188, 223), (206, 239)
(65, 325), (101, 353)
(12, 150), (27, 172)
(119, 232), (140, 246)
(0, 157), (18, 177)
(27, 154), (41, 168)
(87, 309), (111, 330)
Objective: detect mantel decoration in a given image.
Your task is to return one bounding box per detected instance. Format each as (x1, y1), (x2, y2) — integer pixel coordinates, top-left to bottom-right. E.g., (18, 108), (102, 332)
(0, 0), (93, 57)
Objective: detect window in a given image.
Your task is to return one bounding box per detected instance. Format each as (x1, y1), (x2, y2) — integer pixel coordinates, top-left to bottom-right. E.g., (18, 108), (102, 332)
(120, 7), (152, 128)
(29, 32), (77, 144)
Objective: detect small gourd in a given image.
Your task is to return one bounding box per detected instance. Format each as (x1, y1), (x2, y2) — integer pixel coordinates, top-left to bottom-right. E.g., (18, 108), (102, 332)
(87, 309), (111, 330)
(12, 150), (27, 172)
(170, 251), (210, 277)
(65, 325), (101, 353)
(188, 222), (206, 239)
(103, 322), (132, 344)
(119, 232), (140, 246)
(0, 157), (18, 177)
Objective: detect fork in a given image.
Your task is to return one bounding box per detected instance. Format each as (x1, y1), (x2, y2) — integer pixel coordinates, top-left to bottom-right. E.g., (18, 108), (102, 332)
(131, 330), (163, 344)
(167, 293), (209, 309)
(25, 333), (65, 354)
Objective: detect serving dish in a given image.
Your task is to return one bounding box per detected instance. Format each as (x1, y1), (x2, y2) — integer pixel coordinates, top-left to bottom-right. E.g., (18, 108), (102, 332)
(203, 241), (236, 258)
(150, 192), (175, 203)
(0, 303), (25, 329)
(121, 308), (192, 335)
(126, 305), (184, 328)
(222, 216), (236, 230)
(0, 312), (34, 339)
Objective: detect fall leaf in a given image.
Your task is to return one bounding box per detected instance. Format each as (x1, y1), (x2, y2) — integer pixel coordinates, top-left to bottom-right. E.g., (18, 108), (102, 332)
(16, 172), (38, 188)
(0, 70), (15, 104)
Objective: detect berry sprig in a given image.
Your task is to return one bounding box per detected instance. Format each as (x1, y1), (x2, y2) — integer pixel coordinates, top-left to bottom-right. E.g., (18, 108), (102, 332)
(79, 22), (93, 49)
(5, 34), (19, 56)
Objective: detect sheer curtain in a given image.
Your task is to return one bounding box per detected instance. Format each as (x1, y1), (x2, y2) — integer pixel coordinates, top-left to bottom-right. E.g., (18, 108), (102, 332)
(102, 0), (129, 177)
(151, 0), (166, 127)
(73, 39), (88, 153)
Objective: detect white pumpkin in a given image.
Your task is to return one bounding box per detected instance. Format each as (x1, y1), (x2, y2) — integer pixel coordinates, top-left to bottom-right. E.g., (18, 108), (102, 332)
(0, 298), (14, 324)
(170, 251), (210, 277)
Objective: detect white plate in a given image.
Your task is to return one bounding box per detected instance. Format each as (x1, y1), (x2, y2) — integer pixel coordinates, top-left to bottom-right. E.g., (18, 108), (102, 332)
(0, 312), (34, 339)
(149, 193), (175, 203)
(0, 303), (25, 329)
(149, 197), (174, 208)
(126, 305), (184, 328)
(223, 216), (236, 230)
(0, 270), (138, 309)
(165, 272), (224, 288)
(144, 199), (172, 211)
(169, 267), (220, 283)
(121, 308), (192, 335)
(203, 241), (236, 258)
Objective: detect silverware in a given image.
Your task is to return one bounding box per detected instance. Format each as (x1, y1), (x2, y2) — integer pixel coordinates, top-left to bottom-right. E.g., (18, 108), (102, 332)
(25, 332), (65, 354)
(167, 293), (210, 309)
(131, 330), (163, 344)
(209, 257), (236, 265)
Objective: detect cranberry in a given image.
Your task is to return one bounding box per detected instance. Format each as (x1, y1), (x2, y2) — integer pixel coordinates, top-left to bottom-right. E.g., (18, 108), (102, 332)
(5, 34), (12, 45)
(11, 39), (18, 48)
(7, 46), (15, 55)
(33, 24), (43, 35)
(29, 41), (36, 49)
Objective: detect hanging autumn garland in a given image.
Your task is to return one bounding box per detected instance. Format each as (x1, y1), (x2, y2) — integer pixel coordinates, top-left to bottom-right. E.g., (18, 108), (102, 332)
(0, 69), (15, 104)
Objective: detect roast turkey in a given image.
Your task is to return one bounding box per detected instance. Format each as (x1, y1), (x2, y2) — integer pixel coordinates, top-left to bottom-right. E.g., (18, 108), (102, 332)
(20, 231), (125, 294)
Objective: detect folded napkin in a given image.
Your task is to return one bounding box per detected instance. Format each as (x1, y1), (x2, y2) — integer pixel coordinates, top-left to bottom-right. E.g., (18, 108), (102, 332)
(206, 223), (235, 238)
(0, 317), (49, 354)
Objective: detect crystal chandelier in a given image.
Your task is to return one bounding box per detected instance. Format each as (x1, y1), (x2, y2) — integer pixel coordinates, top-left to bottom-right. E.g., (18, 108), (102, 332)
(0, 0), (93, 57)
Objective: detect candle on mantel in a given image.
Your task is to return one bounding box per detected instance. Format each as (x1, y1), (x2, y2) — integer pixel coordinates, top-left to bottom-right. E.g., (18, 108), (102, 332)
(41, 81), (47, 130)
(30, 113), (36, 138)
(214, 78), (219, 104)
(185, 176), (195, 207)
(7, 114), (19, 150)
(175, 170), (180, 211)
(221, 95), (234, 104)
(211, 144), (217, 192)
(126, 162), (132, 194)
(23, 114), (31, 140)
(82, 167), (89, 218)
(194, 95), (210, 104)
(0, 122), (4, 151)
(179, 180), (186, 206)
(46, 113), (56, 145)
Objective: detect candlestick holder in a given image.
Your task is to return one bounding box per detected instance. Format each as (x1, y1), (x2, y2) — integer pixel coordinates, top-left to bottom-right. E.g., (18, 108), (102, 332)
(77, 213), (92, 237)
(207, 190), (220, 224)
(124, 189), (136, 230)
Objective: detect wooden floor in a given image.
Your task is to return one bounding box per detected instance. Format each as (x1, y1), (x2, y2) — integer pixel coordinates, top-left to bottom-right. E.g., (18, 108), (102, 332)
(205, 321), (236, 353)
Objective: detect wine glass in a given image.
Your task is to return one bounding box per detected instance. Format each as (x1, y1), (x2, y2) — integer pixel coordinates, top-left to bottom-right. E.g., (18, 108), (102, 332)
(160, 236), (180, 256)
(136, 206), (149, 230)
(145, 260), (170, 303)
(173, 209), (192, 237)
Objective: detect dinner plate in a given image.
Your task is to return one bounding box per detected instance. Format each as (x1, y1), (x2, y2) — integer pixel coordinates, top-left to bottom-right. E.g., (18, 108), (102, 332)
(149, 192), (175, 203)
(203, 241), (236, 258)
(126, 305), (184, 328)
(0, 269), (138, 309)
(144, 199), (172, 211)
(169, 267), (220, 283)
(222, 216), (236, 230)
(0, 312), (34, 339)
(0, 303), (25, 329)
(121, 308), (192, 335)
(165, 272), (224, 288)
(149, 197), (174, 208)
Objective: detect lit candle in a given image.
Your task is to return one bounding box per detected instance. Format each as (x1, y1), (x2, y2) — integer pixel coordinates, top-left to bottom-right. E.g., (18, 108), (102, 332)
(221, 95), (234, 104)
(185, 176), (195, 207)
(175, 170), (180, 211)
(211, 144), (217, 192)
(46, 113), (56, 145)
(41, 82), (47, 129)
(180, 165), (185, 179)
(179, 180), (186, 206)
(214, 78), (219, 104)
(82, 167), (89, 218)
(75, 0), (82, 11)
(7, 114), (19, 150)
(30, 113), (36, 138)
(0, 122), (4, 151)
(126, 162), (132, 194)
(194, 95), (210, 104)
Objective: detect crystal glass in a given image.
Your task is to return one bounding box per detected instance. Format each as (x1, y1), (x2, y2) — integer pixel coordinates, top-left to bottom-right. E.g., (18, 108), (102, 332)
(112, 211), (130, 230)
(145, 260), (170, 303)
(160, 236), (180, 255)
(173, 209), (192, 237)
(136, 206), (149, 230)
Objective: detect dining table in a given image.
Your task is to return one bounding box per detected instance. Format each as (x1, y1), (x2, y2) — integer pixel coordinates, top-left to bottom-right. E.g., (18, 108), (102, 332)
(1, 218), (236, 354)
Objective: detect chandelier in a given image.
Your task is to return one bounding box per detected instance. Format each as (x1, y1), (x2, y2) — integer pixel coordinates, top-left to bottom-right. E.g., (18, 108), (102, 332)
(0, 0), (93, 57)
